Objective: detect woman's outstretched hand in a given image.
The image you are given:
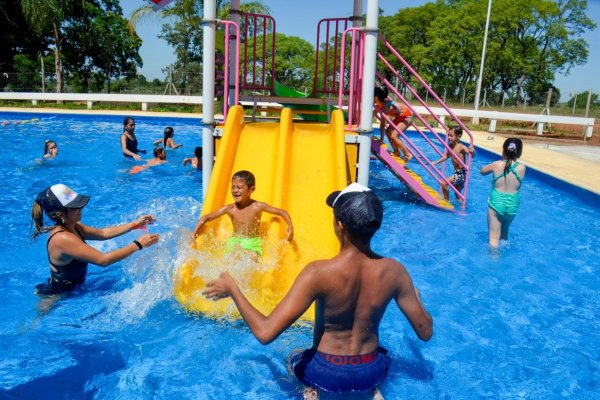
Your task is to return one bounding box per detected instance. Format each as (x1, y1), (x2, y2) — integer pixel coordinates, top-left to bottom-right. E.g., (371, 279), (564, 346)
(136, 233), (160, 249)
(133, 215), (156, 230)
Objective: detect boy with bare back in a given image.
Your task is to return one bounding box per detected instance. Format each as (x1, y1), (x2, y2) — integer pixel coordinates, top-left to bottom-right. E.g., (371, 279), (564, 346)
(203, 183), (433, 399)
(192, 170), (293, 256)
(433, 126), (475, 200)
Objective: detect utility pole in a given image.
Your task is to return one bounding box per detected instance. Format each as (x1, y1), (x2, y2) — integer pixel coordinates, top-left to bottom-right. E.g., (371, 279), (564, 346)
(473, 0), (492, 125)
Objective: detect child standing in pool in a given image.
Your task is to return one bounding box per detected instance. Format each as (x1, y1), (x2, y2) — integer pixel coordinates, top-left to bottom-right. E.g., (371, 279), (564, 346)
(153, 126), (183, 149)
(182, 146), (202, 169)
(433, 126), (475, 200)
(480, 138), (526, 250)
(373, 85), (413, 162)
(43, 140), (58, 159)
(192, 170), (293, 256)
(120, 117), (146, 161)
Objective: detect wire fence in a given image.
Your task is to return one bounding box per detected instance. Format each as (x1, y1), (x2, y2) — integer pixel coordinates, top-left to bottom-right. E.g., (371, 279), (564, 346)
(1, 72), (598, 118)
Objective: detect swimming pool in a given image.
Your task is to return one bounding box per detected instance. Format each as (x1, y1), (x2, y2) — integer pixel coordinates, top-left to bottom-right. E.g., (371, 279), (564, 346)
(0, 111), (598, 399)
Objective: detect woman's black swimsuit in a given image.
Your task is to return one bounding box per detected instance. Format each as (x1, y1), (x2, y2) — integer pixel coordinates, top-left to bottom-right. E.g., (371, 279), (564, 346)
(35, 228), (88, 295)
(123, 133), (141, 158)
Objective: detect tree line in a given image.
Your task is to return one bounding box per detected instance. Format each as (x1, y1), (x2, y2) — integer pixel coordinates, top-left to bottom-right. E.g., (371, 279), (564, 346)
(1, 0), (141, 93)
(1, 0), (596, 105)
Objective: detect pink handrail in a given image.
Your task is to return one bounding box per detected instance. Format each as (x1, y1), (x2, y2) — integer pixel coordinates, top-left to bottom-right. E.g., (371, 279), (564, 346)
(376, 35), (474, 203)
(339, 27), (472, 209)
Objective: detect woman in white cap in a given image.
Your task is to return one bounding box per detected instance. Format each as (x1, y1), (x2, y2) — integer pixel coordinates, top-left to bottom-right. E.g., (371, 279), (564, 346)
(31, 183), (160, 295)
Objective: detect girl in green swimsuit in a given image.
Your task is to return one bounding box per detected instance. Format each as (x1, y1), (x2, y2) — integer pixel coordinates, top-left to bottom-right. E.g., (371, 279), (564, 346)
(480, 138), (526, 250)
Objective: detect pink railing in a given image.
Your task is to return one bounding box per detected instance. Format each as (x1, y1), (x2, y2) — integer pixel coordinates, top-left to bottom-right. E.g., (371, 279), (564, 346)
(338, 27), (474, 209)
(239, 13), (276, 94)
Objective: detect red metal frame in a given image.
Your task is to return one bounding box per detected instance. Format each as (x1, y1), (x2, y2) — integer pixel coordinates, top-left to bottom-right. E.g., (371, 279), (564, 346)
(314, 17), (352, 96)
(218, 20), (240, 118)
(239, 13), (276, 94)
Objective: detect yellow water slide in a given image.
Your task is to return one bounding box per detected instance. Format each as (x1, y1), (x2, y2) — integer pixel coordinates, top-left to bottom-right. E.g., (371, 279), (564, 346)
(174, 105), (348, 319)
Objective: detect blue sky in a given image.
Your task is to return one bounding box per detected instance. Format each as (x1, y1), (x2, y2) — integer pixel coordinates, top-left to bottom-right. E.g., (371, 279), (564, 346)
(120, 0), (599, 99)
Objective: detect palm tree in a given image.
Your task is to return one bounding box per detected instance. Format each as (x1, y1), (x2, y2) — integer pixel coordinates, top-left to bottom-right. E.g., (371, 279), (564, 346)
(127, 0), (271, 41)
(127, 1), (270, 92)
(21, 0), (67, 93)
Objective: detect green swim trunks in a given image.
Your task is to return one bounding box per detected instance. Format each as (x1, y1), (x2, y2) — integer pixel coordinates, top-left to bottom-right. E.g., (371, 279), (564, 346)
(225, 236), (264, 256)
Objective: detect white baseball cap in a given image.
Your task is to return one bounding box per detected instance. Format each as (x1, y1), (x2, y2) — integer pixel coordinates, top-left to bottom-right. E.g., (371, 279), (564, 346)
(35, 184), (90, 214)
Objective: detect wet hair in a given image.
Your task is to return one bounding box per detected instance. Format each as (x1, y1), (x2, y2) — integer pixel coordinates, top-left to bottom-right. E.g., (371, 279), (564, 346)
(194, 146), (203, 159)
(153, 147), (165, 157)
(123, 117), (135, 128)
(163, 127), (174, 147)
(374, 86), (389, 102)
(502, 138), (523, 177)
(451, 126), (463, 138)
(43, 140), (57, 155)
(30, 201), (65, 240)
(232, 170), (255, 188)
(334, 191), (383, 240)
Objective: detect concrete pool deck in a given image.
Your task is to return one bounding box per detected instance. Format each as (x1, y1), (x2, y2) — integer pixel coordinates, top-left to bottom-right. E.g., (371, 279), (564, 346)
(469, 130), (600, 196)
(2, 107), (599, 196)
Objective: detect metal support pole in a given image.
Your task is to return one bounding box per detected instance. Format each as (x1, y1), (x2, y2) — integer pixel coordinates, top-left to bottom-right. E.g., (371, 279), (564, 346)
(228, 0), (240, 108)
(473, 0), (492, 125)
(584, 89), (593, 140)
(40, 57), (45, 93)
(201, 1), (217, 199)
(358, 0), (379, 133)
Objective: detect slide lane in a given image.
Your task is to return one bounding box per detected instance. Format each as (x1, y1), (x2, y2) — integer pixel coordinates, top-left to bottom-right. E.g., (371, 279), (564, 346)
(371, 139), (453, 210)
(174, 106), (347, 320)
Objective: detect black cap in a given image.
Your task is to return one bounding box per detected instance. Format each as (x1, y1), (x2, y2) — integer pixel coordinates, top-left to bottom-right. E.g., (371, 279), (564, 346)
(35, 184), (90, 214)
(326, 183), (383, 236)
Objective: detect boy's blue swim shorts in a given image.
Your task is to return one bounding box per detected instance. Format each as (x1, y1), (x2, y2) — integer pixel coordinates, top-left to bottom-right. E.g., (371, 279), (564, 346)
(290, 347), (391, 393)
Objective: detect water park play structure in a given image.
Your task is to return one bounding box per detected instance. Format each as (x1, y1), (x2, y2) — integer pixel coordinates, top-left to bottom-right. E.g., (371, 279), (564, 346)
(173, 0), (474, 316)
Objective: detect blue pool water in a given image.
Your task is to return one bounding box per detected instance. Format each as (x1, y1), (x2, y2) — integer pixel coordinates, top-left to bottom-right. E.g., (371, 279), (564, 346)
(0, 111), (598, 399)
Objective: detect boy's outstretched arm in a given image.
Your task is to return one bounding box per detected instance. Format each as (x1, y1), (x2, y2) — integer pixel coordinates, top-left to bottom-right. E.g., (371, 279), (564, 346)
(193, 205), (229, 238)
(259, 203), (294, 241)
(432, 151), (448, 165)
(203, 263), (317, 344)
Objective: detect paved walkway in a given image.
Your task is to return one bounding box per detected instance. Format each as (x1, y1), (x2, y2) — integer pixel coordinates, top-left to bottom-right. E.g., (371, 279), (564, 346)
(470, 130), (600, 195)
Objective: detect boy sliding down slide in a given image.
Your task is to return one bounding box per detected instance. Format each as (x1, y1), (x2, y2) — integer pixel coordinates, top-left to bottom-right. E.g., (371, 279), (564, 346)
(192, 170), (293, 257)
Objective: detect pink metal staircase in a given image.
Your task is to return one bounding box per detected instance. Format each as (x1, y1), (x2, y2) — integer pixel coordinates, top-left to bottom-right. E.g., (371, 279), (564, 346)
(336, 28), (475, 210)
(219, 13), (473, 210)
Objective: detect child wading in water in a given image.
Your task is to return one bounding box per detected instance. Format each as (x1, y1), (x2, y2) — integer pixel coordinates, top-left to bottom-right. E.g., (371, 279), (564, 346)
(480, 138), (526, 250)
(183, 146), (203, 169)
(192, 170), (294, 257)
(433, 126), (475, 200)
(43, 140), (59, 159)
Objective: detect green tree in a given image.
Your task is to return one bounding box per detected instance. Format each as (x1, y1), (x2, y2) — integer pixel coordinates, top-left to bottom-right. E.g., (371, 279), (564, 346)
(62, 0), (142, 93)
(127, 0), (270, 92)
(0, 0), (49, 76)
(379, 0), (595, 105)
(20, 0), (71, 92)
(251, 33), (314, 91)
